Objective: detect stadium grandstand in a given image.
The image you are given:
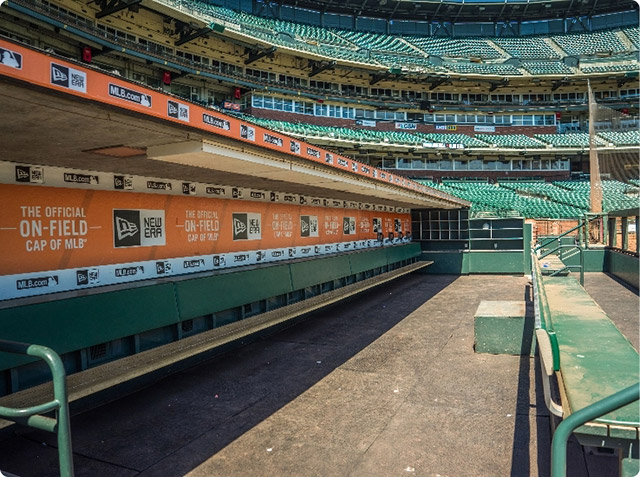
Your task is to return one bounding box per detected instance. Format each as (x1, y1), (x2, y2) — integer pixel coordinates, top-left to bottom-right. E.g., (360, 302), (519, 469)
(0, 0), (638, 474)
(2, 0), (632, 181)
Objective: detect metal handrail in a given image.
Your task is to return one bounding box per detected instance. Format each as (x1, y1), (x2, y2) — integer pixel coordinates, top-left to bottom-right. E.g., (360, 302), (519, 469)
(0, 340), (74, 476)
(539, 244), (585, 286)
(531, 250), (560, 371)
(534, 214), (601, 252)
(551, 383), (640, 477)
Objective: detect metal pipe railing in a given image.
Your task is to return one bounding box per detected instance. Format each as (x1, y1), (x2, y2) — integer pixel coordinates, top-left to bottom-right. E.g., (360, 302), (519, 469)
(551, 382), (640, 477)
(534, 214), (601, 253)
(0, 340), (74, 477)
(531, 250), (560, 370)
(539, 244), (585, 286)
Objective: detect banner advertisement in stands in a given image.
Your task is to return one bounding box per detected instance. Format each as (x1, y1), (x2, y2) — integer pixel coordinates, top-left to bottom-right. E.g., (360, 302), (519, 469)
(355, 120), (376, 127)
(0, 37), (435, 197)
(0, 165), (411, 300)
(435, 125), (457, 131)
(395, 122), (417, 130)
(474, 125), (496, 133)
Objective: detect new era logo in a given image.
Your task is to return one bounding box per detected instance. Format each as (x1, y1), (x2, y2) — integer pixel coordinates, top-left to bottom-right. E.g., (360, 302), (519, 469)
(115, 215), (138, 241)
(15, 165), (44, 183)
(50, 63), (87, 92)
(343, 217), (356, 235)
(156, 261), (172, 274)
(232, 213), (261, 241)
(114, 175), (133, 190)
(52, 66), (67, 82)
(300, 216), (318, 237)
(168, 100), (189, 122)
(233, 217), (247, 238)
(113, 209), (165, 248)
(182, 182), (196, 195)
(76, 269), (99, 286)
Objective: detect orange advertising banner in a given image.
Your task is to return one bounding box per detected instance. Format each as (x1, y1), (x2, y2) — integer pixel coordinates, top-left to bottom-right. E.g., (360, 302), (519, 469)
(0, 184), (410, 277)
(0, 37), (439, 196)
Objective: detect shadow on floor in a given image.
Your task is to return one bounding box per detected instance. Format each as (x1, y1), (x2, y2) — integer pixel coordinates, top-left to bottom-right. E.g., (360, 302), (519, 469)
(0, 274), (460, 476)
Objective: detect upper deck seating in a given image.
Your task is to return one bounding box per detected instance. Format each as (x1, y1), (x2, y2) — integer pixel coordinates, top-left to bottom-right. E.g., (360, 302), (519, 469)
(522, 61), (575, 75)
(598, 130), (640, 146)
(405, 36), (504, 59)
(551, 29), (628, 56)
(444, 62), (523, 75)
(493, 36), (561, 59)
(581, 62), (639, 74)
(475, 134), (547, 149)
(423, 133), (490, 148)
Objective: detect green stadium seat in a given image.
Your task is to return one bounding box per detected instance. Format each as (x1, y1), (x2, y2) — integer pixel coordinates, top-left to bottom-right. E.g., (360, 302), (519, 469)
(522, 61), (575, 75)
(551, 29), (627, 56)
(475, 134), (547, 149)
(493, 37), (561, 59)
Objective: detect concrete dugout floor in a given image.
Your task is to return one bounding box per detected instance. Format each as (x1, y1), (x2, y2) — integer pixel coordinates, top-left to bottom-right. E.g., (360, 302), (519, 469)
(1, 272), (635, 476)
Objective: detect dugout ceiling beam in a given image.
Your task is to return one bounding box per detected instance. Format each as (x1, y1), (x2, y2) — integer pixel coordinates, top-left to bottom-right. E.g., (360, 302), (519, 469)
(146, 140), (463, 209)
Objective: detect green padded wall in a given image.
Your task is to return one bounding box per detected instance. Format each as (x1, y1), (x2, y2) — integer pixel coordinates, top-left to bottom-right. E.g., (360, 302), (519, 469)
(289, 255), (352, 290)
(561, 249), (605, 272)
(349, 248), (389, 275)
(468, 251), (524, 274)
(606, 249), (639, 290)
(386, 242), (421, 264)
(175, 265), (294, 320)
(0, 245), (422, 372)
(0, 283), (180, 370)
(419, 251), (469, 274)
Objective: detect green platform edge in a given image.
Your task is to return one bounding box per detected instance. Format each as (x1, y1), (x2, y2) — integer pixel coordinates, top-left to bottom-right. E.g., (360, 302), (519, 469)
(543, 275), (640, 440)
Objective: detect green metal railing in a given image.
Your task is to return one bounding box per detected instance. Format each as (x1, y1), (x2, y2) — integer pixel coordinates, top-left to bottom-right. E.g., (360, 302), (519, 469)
(534, 214), (601, 253)
(531, 250), (560, 371)
(538, 244), (585, 286)
(551, 383), (640, 477)
(0, 340), (74, 477)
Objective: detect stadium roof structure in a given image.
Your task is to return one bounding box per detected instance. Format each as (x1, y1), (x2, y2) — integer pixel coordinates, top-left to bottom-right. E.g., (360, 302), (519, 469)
(267, 0), (637, 24)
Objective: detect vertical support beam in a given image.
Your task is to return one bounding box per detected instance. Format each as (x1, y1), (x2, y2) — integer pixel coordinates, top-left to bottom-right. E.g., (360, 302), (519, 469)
(79, 348), (89, 371)
(608, 218), (617, 248)
(587, 81), (602, 214)
(583, 217), (589, 249)
(636, 216), (640, 254)
(523, 222), (533, 274)
(9, 367), (19, 393)
(621, 217), (628, 251)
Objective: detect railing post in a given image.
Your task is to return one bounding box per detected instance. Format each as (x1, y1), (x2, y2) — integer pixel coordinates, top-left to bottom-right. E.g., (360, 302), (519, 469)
(0, 341), (74, 477)
(621, 217), (629, 251)
(583, 215), (589, 249)
(551, 383), (640, 477)
(636, 216), (639, 255)
(579, 246), (584, 286)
